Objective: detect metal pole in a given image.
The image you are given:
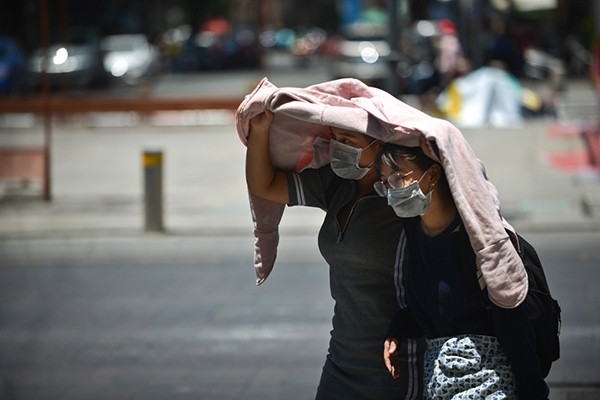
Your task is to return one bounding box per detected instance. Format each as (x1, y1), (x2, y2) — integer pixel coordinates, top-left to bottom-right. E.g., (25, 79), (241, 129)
(387, 0), (400, 97)
(143, 150), (164, 232)
(40, 0), (52, 201)
(593, 0), (600, 127)
(596, 0), (600, 43)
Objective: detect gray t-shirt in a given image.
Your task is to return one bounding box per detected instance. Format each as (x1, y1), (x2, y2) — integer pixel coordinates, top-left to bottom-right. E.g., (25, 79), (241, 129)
(287, 166), (423, 400)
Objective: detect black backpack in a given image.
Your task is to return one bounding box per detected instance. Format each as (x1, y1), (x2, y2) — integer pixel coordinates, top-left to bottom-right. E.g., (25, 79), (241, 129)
(510, 233), (561, 377)
(456, 226), (561, 378)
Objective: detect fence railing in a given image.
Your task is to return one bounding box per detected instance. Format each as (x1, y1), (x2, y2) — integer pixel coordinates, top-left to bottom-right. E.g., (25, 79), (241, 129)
(0, 95), (243, 200)
(0, 96), (242, 114)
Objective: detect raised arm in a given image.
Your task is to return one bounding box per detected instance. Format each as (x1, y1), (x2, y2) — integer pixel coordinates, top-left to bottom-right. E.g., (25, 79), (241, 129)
(245, 110), (289, 204)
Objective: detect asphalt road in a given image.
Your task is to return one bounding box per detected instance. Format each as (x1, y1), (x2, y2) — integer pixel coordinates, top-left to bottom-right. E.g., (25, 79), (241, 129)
(0, 230), (599, 400)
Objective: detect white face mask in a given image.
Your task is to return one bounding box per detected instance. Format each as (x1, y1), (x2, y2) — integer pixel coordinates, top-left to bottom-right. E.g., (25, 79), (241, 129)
(328, 139), (376, 180)
(386, 170), (432, 218)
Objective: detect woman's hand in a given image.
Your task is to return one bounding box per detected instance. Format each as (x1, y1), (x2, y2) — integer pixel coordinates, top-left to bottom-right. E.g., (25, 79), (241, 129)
(249, 110), (274, 140)
(383, 337), (401, 379)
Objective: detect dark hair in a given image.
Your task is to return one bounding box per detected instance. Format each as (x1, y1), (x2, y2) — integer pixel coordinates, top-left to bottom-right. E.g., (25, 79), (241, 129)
(375, 143), (438, 172)
(376, 142), (451, 194)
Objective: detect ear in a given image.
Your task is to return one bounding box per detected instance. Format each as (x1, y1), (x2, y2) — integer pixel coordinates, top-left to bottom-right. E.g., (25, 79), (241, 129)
(428, 163), (443, 188)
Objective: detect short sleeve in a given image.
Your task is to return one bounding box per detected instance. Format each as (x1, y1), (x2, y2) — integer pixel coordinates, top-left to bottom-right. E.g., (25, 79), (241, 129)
(286, 166), (343, 210)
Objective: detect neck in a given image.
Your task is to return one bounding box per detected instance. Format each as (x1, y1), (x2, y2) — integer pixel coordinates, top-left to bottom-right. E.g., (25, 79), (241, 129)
(420, 189), (457, 237)
(355, 169), (378, 196)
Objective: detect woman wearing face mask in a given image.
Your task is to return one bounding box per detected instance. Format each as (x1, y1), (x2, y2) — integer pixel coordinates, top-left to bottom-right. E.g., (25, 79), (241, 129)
(246, 110), (424, 400)
(376, 141), (549, 400)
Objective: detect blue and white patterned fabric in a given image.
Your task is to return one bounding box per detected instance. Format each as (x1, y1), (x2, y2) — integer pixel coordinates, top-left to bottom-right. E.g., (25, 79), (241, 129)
(424, 335), (517, 399)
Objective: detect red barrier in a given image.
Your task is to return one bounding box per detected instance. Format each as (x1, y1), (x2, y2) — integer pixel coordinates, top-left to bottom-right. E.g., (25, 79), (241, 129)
(0, 149), (45, 183)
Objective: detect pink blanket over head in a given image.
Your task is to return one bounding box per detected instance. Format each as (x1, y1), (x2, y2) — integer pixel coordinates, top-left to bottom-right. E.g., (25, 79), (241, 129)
(236, 77), (527, 308)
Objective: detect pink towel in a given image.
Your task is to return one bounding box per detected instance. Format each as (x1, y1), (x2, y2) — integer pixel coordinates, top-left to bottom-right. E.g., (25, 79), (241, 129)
(236, 77), (527, 309)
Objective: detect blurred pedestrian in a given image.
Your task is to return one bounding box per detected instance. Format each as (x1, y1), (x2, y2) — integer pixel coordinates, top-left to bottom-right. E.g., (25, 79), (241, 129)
(245, 109), (424, 400)
(376, 139), (550, 399)
(435, 19), (468, 89)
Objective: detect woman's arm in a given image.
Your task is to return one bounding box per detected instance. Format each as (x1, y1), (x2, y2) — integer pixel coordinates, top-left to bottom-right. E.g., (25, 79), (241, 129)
(384, 308), (424, 379)
(246, 110), (289, 204)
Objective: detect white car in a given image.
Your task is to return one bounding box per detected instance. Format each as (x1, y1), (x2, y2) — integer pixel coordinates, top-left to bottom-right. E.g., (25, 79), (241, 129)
(27, 28), (104, 90)
(101, 34), (160, 85)
(329, 23), (391, 88)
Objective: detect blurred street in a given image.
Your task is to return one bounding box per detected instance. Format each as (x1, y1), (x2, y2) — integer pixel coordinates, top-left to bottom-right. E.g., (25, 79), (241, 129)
(1, 66), (600, 399)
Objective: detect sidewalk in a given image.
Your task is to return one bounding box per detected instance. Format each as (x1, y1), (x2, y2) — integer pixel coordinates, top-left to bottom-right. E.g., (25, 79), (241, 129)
(1, 119), (600, 240)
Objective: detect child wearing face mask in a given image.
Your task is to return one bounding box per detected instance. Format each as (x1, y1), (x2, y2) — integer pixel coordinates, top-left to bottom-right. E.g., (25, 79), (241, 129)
(246, 110), (424, 400)
(375, 142), (549, 400)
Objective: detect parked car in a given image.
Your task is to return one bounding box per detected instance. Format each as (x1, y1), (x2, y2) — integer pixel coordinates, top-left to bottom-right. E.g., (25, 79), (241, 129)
(27, 28), (105, 91)
(0, 36), (25, 95)
(101, 34), (160, 85)
(166, 20), (259, 73)
(328, 20), (453, 95)
(329, 23), (391, 88)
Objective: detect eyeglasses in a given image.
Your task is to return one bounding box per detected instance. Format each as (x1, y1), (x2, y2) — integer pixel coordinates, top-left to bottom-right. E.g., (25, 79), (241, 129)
(373, 170), (414, 197)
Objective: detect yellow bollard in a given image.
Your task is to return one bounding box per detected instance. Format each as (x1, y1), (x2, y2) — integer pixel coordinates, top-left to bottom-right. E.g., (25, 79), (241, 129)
(143, 150), (164, 232)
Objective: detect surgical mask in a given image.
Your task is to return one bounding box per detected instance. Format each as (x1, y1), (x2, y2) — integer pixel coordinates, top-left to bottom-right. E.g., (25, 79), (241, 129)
(329, 139), (376, 180)
(386, 170), (432, 218)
